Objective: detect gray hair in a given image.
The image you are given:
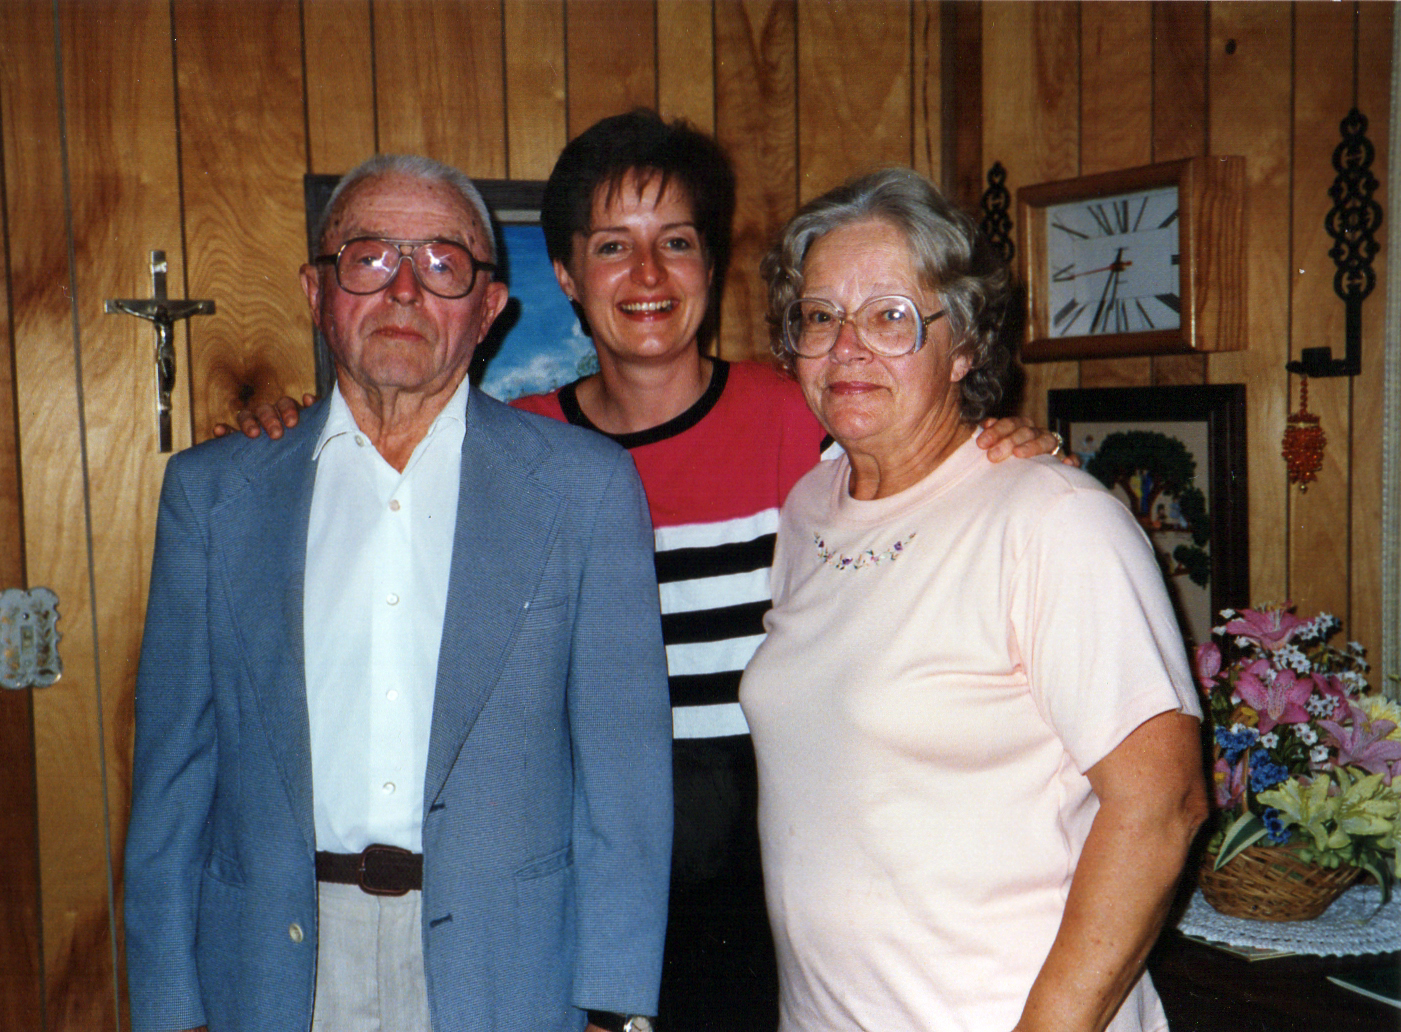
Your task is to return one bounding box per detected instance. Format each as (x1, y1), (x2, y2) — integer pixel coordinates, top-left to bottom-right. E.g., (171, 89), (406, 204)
(760, 167), (1012, 423)
(315, 153), (497, 264)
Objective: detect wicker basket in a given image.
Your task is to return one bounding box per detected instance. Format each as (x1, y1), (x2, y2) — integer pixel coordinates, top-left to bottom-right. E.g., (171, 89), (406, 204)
(1199, 844), (1361, 921)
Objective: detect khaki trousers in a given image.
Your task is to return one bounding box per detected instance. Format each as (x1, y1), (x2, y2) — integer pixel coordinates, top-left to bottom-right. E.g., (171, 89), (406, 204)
(310, 882), (432, 1032)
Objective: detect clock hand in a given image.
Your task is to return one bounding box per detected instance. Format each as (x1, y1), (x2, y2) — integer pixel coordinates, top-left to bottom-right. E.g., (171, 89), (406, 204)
(1073, 258), (1134, 278)
(1090, 249), (1126, 333)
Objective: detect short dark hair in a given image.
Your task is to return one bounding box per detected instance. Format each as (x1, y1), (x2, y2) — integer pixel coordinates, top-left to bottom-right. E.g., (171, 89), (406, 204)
(541, 108), (736, 304)
(761, 168), (1013, 423)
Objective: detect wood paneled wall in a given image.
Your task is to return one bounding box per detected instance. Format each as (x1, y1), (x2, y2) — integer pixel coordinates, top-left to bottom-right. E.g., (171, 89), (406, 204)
(980, 1), (1390, 649)
(0, 2), (1390, 1027)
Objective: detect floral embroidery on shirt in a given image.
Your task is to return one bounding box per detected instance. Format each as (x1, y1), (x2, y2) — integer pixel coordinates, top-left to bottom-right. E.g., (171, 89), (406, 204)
(813, 532), (916, 570)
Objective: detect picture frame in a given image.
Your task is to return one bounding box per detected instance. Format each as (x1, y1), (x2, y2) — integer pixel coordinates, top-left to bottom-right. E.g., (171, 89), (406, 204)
(303, 174), (590, 402)
(1047, 384), (1248, 649)
(1016, 156), (1245, 362)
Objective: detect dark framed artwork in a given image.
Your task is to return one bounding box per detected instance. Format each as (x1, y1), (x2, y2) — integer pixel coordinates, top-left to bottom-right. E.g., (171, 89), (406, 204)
(1047, 384), (1248, 649)
(303, 175), (591, 401)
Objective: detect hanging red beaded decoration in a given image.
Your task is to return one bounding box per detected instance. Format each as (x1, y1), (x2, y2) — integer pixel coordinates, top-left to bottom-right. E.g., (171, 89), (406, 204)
(1281, 377), (1327, 491)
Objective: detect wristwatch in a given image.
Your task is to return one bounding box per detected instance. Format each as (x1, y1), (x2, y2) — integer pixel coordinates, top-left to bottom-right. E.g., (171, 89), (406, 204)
(587, 1010), (655, 1032)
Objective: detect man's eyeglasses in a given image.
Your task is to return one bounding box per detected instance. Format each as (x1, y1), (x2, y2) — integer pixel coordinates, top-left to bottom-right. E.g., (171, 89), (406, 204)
(782, 295), (946, 358)
(314, 237), (496, 299)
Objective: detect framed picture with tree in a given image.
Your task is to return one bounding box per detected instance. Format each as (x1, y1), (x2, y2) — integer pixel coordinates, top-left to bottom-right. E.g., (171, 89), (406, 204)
(1048, 384), (1248, 649)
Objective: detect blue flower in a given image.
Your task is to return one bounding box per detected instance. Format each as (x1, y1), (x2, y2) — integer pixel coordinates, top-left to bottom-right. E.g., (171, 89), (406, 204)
(1262, 807), (1291, 845)
(1215, 727), (1259, 764)
(1248, 752), (1290, 793)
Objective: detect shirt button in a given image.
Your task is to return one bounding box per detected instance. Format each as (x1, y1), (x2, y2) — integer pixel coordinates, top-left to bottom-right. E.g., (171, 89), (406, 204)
(289, 922), (304, 943)
(386, 593), (400, 606)
(386, 689), (399, 701)
(382, 782), (396, 795)
(354, 434), (366, 447)
(389, 499), (401, 512)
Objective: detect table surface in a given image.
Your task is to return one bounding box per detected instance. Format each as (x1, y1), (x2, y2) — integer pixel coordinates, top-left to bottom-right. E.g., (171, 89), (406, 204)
(1148, 931), (1401, 1032)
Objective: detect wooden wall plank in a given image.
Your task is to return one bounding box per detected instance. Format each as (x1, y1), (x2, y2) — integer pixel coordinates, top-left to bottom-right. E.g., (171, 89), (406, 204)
(1153, 0), (1209, 164)
(1287, 2), (1357, 623)
(0, 688), (40, 1029)
(714, 0), (796, 364)
(59, 4), (193, 1026)
(1, 0), (113, 1025)
(1078, 0), (1153, 390)
(912, 0), (941, 187)
(983, 0), (1080, 424)
(796, 0), (910, 202)
(0, 142), (20, 596)
(0, 29), (41, 1017)
(1079, 1), (1152, 175)
(565, 0), (657, 139)
(658, 0), (714, 133)
(504, 0), (567, 180)
(303, 0), (376, 175)
(175, 0), (313, 438)
(1151, 0), (1209, 387)
(1350, 0), (1392, 659)
(1205, 2), (1294, 606)
(942, 1), (983, 211)
(374, 0), (507, 177)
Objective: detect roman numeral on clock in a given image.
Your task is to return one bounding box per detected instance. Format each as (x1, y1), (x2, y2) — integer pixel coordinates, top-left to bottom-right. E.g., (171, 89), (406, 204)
(1053, 298), (1087, 332)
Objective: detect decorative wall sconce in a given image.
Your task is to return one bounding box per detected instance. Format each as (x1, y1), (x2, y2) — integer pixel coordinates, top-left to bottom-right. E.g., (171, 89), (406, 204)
(1285, 108), (1382, 379)
(1, 587), (62, 689)
(979, 162), (1015, 266)
(1280, 107), (1382, 490)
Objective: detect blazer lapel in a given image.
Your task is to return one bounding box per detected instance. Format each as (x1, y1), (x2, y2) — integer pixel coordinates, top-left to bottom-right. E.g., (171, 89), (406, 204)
(424, 393), (564, 807)
(211, 407), (325, 854)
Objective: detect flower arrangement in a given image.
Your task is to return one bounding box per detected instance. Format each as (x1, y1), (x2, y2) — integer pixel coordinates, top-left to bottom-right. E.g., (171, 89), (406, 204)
(1195, 604), (1401, 902)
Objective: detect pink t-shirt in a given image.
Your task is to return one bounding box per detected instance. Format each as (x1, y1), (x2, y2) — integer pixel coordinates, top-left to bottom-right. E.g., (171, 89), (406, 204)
(740, 436), (1199, 1032)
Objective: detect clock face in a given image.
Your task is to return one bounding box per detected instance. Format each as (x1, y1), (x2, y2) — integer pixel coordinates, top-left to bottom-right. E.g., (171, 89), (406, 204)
(1043, 184), (1181, 338)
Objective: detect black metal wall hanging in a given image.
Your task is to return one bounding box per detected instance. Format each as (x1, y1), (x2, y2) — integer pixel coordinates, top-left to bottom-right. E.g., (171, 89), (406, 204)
(979, 162), (1014, 266)
(1286, 107), (1382, 378)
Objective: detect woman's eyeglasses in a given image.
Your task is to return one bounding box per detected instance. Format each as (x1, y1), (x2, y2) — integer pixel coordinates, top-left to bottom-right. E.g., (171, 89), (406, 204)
(782, 295), (945, 358)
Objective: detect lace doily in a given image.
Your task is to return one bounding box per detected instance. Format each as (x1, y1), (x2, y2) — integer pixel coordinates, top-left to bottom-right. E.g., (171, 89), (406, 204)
(1176, 885), (1400, 956)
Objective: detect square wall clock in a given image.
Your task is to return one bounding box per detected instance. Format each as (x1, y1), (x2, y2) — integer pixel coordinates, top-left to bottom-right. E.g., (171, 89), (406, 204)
(1017, 156), (1246, 362)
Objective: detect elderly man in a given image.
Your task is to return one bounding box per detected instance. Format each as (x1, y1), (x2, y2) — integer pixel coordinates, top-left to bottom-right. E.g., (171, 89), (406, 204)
(123, 154), (673, 1032)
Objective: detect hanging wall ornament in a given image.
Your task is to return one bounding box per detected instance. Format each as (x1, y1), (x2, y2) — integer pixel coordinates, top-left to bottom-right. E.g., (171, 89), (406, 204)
(979, 162), (1014, 266)
(1282, 377), (1327, 491)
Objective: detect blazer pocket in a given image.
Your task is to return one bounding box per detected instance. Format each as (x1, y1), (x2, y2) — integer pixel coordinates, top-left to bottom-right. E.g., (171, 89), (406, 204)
(521, 594), (569, 624)
(514, 845), (572, 881)
(204, 850), (246, 887)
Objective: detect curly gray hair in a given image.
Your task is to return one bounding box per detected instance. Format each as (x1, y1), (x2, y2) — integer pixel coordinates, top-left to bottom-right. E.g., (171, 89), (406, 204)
(760, 168), (1012, 423)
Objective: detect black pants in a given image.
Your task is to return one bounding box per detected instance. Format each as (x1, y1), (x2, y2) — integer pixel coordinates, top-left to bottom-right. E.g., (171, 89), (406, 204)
(657, 736), (779, 1032)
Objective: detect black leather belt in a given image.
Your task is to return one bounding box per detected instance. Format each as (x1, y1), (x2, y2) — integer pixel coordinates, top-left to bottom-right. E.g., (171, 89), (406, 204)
(315, 844), (422, 896)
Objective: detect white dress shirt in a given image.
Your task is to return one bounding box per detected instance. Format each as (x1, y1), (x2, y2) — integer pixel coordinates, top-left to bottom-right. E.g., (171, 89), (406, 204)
(304, 381), (467, 854)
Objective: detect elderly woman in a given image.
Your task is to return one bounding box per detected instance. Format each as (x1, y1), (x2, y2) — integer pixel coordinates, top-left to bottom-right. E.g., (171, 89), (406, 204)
(739, 168), (1208, 1032)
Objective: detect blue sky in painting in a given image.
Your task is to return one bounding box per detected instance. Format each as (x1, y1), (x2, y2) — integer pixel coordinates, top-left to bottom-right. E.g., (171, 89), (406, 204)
(477, 224), (595, 402)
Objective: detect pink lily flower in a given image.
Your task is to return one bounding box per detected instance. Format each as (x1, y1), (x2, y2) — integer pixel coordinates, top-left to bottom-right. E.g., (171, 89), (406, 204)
(1234, 660), (1313, 732)
(1213, 756), (1246, 809)
(1194, 642), (1222, 689)
(1224, 606), (1308, 650)
(1320, 704), (1401, 781)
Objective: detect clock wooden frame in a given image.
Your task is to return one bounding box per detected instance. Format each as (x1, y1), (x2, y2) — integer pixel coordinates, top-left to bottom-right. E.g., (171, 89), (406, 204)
(1016, 156), (1246, 362)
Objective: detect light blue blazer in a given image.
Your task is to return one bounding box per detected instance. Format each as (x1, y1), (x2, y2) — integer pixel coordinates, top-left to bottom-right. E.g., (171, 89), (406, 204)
(124, 391), (673, 1032)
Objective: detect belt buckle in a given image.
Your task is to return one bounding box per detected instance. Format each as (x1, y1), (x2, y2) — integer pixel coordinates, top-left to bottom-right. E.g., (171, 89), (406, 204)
(358, 843), (412, 896)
